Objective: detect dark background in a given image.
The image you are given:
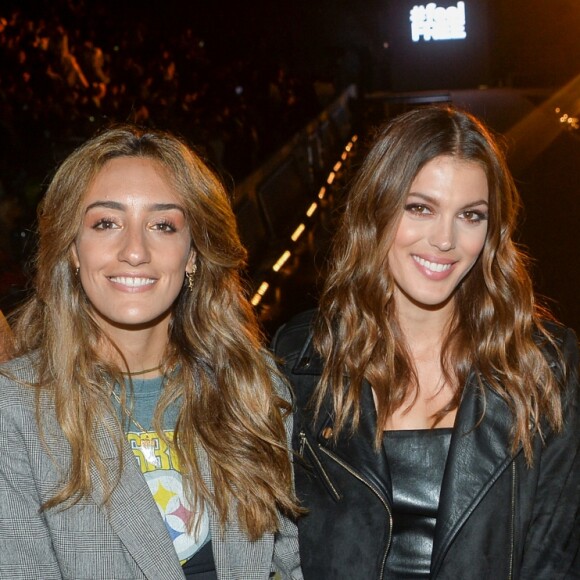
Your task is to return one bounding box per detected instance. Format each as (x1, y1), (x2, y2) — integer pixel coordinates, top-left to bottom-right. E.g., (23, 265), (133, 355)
(5, 0), (578, 89)
(1, 0), (579, 334)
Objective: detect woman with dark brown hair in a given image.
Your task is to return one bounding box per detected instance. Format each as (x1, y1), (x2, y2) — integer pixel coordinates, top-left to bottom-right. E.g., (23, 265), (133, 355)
(273, 106), (579, 579)
(0, 125), (302, 579)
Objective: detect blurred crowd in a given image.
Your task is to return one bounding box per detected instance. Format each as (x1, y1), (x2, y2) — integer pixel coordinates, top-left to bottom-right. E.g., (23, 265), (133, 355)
(0, 0), (336, 312)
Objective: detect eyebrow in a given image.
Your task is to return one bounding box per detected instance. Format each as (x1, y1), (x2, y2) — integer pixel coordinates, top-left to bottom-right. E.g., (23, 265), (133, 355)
(84, 201), (186, 214)
(406, 192), (488, 210)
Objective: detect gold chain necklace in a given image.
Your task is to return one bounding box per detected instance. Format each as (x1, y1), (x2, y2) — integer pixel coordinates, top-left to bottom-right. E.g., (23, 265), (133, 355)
(111, 389), (161, 467)
(121, 364), (163, 377)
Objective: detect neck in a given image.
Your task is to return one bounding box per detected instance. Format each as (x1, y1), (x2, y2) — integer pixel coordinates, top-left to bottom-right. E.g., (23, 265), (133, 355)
(98, 325), (169, 375)
(398, 309), (452, 348)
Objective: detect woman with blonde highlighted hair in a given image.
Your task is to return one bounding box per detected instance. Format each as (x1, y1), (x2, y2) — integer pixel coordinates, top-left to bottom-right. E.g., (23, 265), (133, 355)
(273, 106), (579, 579)
(0, 125), (302, 579)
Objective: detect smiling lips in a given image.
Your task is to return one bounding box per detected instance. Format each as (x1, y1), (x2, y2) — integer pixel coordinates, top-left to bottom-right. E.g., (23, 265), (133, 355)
(109, 276), (156, 288)
(412, 255), (455, 277)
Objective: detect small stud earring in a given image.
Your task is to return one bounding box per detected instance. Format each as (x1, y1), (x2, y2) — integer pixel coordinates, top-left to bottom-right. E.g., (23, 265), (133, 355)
(75, 267), (80, 277)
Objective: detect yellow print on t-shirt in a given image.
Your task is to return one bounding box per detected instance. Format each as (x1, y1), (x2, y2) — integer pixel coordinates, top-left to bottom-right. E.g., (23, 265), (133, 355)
(125, 429), (210, 562)
(127, 430), (179, 473)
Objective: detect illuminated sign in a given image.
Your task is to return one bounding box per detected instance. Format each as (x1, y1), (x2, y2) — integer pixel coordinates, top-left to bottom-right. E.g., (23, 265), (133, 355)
(410, 2), (466, 42)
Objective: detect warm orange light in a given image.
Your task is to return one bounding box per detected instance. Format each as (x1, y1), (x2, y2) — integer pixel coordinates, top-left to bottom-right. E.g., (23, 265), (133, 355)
(272, 251), (291, 272)
(327, 172), (336, 185)
(251, 281), (270, 306)
(306, 202), (318, 217)
(291, 224), (306, 241)
(318, 187), (327, 199)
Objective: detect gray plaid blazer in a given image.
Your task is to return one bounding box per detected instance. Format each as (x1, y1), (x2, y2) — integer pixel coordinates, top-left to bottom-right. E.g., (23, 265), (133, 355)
(0, 355), (302, 580)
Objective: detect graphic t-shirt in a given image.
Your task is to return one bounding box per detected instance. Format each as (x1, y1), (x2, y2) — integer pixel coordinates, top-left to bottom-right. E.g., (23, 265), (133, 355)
(115, 377), (211, 565)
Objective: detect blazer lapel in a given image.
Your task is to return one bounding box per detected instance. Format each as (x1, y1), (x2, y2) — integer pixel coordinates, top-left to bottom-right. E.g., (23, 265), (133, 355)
(196, 442), (235, 579)
(432, 372), (516, 575)
(90, 414), (184, 580)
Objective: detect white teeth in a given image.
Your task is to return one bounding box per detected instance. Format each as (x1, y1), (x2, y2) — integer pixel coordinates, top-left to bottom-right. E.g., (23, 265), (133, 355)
(413, 256), (452, 273)
(110, 277), (155, 287)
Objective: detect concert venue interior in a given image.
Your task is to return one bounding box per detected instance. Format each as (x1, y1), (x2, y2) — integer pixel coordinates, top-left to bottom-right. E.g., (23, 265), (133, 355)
(0, 0), (579, 337)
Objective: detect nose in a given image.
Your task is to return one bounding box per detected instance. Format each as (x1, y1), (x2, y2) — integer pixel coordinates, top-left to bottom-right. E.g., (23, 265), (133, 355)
(428, 217), (456, 252)
(117, 226), (151, 265)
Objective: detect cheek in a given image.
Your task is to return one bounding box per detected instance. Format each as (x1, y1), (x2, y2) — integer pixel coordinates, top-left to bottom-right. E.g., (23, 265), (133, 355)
(75, 237), (103, 267)
(74, 237), (90, 266)
(393, 220), (421, 248)
(174, 244), (193, 271)
(464, 228), (487, 260)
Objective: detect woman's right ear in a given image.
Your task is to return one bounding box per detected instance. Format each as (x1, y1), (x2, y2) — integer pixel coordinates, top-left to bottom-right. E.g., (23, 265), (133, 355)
(70, 243), (80, 270)
(70, 244), (81, 278)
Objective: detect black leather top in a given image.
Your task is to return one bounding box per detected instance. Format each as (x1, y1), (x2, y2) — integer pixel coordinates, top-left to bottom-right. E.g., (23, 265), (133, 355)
(383, 428), (452, 578)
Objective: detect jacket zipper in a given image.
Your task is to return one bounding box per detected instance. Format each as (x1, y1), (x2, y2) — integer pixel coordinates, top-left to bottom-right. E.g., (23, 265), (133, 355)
(299, 431), (342, 501)
(508, 461), (516, 580)
(319, 445), (393, 579)
(298, 430), (307, 456)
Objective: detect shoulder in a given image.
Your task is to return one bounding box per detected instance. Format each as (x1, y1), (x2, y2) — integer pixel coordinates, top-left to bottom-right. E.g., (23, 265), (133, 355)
(538, 320), (578, 349)
(271, 309), (317, 364)
(535, 320), (579, 375)
(0, 353), (39, 407)
(268, 364), (292, 405)
(0, 355), (43, 442)
(536, 322), (579, 421)
(271, 310), (323, 412)
(257, 347), (293, 407)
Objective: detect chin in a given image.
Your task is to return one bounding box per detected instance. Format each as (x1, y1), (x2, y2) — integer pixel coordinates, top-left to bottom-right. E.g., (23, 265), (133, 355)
(404, 290), (456, 312)
(93, 308), (173, 331)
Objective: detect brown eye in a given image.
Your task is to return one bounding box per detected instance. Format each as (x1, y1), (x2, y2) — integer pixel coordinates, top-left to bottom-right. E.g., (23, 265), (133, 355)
(151, 219), (177, 233)
(405, 203), (431, 215)
(93, 218), (117, 230)
(460, 210), (488, 223)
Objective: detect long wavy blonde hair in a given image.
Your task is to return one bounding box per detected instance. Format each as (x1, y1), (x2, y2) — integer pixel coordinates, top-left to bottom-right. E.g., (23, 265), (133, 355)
(9, 124), (299, 539)
(314, 106), (564, 464)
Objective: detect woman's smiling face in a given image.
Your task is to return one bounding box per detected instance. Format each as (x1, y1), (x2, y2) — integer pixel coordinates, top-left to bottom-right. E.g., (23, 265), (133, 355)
(72, 156), (195, 335)
(388, 155), (489, 318)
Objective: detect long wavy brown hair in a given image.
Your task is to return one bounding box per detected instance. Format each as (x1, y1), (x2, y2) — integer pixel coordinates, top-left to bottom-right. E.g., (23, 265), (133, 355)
(8, 124), (300, 539)
(314, 106), (564, 464)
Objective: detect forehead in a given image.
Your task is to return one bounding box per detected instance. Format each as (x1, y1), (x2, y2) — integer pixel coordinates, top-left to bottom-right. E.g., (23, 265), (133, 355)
(410, 156), (488, 201)
(83, 156), (181, 205)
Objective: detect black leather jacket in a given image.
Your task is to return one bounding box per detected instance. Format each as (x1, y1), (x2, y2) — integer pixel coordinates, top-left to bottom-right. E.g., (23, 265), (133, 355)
(273, 310), (580, 579)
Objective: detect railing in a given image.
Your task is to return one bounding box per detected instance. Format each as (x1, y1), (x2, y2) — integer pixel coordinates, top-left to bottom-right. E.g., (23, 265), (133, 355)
(232, 85), (360, 310)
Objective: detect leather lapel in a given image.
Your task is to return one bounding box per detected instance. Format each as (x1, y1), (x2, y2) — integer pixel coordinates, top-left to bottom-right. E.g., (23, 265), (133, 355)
(432, 372), (516, 575)
(320, 381), (392, 504)
(90, 414), (184, 580)
(292, 342), (392, 505)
